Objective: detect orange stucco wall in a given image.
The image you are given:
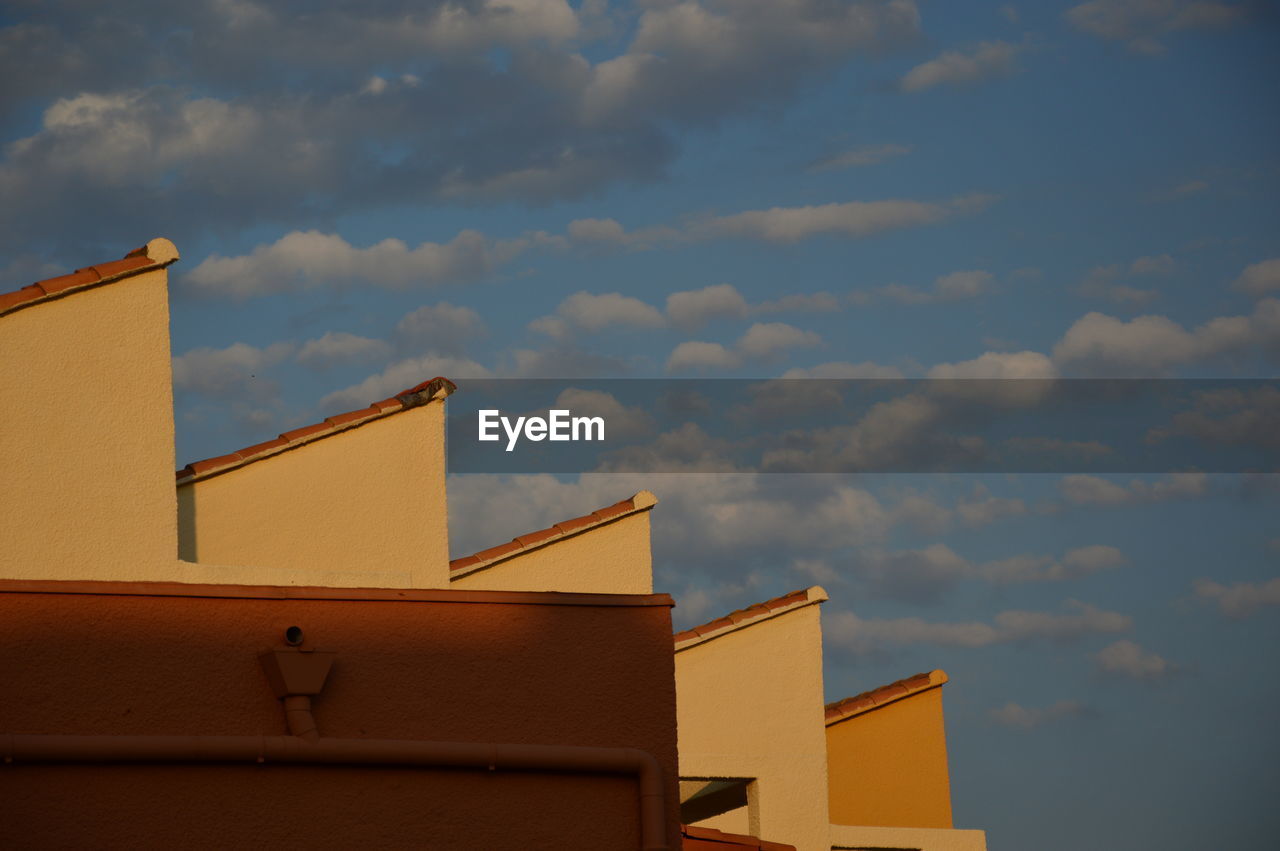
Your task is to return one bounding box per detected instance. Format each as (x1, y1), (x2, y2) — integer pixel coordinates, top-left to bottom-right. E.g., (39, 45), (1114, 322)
(177, 402), (450, 588)
(0, 581), (682, 850)
(826, 687), (954, 829)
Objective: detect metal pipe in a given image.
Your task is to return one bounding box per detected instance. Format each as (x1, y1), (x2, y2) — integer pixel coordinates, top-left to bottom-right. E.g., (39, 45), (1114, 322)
(1, 733), (668, 851)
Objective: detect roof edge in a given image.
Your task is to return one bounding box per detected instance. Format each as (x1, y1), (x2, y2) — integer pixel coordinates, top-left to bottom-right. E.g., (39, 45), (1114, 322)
(449, 490), (658, 579)
(0, 577), (673, 608)
(673, 585), (828, 652)
(824, 669), (949, 725)
(0, 237), (180, 319)
(176, 377), (456, 486)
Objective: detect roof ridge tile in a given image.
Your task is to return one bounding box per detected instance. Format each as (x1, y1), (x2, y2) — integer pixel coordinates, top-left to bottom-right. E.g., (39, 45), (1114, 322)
(448, 490), (659, 579)
(824, 669), (949, 724)
(673, 586), (828, 651)
(0, 237), (179, 319)
(176, 377), (456, 485)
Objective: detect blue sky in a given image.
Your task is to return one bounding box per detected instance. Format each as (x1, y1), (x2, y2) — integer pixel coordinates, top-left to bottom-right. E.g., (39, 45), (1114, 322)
(2, 1), (1278, 847)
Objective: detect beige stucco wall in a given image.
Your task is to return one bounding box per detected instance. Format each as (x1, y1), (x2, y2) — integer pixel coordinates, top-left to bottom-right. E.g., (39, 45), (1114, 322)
(0, 268), (178, 580)
(829, 823), (987, 851)
(827, 688), (954, 829)
(177, 403), (450, 588)
(451, 512), (654, 594)
(676, 602), (831, 851)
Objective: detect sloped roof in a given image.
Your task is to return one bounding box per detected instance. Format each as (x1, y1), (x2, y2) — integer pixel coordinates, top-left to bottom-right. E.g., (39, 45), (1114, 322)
(673, 586), (828, 651)
(824, 669), (949, 725)
(0, 238), (180, 318)
(449, 491), (658, 579)
(175, 377), (456, 485)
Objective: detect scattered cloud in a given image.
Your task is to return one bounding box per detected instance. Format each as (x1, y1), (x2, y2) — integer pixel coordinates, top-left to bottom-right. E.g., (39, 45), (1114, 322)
(781, 361), (905, 379)
(990, 700), (1090, 728)
(693, 195), (995, 244)
(1059, 473), (1209, 505)
(171, 341), (295, 400)
(1050, 298), (1280, 376)
(667, 322), (821, 372)
(531, 291), (666, 338)
(1065, 0), (1247, 54)
(857, 269), (997, 305)
(825, 599), (1131, 655)
(1095, 639), (1174, 679)
(808, 142), (912, 172)
(1077, 254), (1176, 307)
(899, 41), (1022, 92)
(1194, 577), (1280, 618)
(394, 303), (486, 355)
(665, 283), (749, 330)
(319, 354), (493, 411)
(295, 332), (391, 370)
(1234, 258), (1280, 298)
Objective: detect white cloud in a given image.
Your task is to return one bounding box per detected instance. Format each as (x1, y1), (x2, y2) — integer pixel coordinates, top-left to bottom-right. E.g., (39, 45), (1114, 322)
(978, 545), (1126, 583)
(531, 291), (666, 338)
(186, 229), (530, 298)
(172, 341), (294, 399)
(1234, 258), (1280, 298)
(854, 269), (996, 305)
(825, 599), (1131, 655)
(695, 195), (993, 244)
(899, 41), (1022, 92)
(667, 322), (821, 373)
(990, 700), (1088, 728)
(927, 350), (1056, 380)
(1095, 639), (1173, 679)
(666, 341), (742, 373)
(394, 302), (486, 354)
(1195, 577), (1280, 619)
(1065, 0), (1247, 54)
(295, 332), (391, 370)
(666, 283), (749, 330)
(1051, 298), (1280, 376)
(781, 361), (905, 379)
(1059, 473), (1209, 506)
(809, 142), (912, 171)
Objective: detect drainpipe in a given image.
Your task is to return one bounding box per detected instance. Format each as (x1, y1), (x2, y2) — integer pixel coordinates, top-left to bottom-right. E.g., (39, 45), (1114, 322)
(1, 643), (670, 851)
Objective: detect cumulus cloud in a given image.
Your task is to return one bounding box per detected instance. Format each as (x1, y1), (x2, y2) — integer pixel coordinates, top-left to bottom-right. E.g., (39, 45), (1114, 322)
(1059, 473), (1209, 505)
(927, 350), (1057, 380)
(186, 230), (533, 298)
(666, 284), (750, 330)
(694, 195), (995, 244)
(1051, 298), (1280, 376)
(295, 332), (391, 370)
(781, 361), (905, 379)
(1065, 0), (1247, 54)
(857, 269), (997, 305)
(394, 302), (486, 355)
(530, 291), (666, 339)
(899, 41), (1022, 92)
(1194, 577), (1280, 619)
(667, 322), (821, 373)
(808, 142), (912, 172)
(1234, 258), (1280, 298)
(825, 599), (1132, 655)
(1095, 640), (1173, 679)
(172, 341), (295, 400)
(989, 700), (1089, 728)
(1077, 254), (1176, 307)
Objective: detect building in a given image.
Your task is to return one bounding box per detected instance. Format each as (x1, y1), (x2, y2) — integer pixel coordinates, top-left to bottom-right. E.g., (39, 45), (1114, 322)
(1, 239), (986, 850)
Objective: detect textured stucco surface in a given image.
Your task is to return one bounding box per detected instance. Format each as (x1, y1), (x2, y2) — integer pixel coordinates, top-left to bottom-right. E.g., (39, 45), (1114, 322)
(675, 604), (831, 851)
(0, 586), (681, 850)
(177, 403), (450, 588)
(829, 823), (987, 851)
(0, 269), (177, 580)
(452, 511), (654, 594)
(827, 687), (954, 829)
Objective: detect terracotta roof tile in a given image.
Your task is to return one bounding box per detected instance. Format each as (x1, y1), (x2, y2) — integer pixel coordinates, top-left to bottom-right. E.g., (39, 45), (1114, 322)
(176, 376), (456, 485)
(449, 490), (658, 579)
(681, 824), (796, 850)
(0, 238), (180, 319)
(673, 586), (828, 652)
(824, 669), (949, 725)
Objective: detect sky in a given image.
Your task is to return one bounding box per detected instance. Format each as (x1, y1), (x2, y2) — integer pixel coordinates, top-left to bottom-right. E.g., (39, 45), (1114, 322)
(3, 1), (1278, 848)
